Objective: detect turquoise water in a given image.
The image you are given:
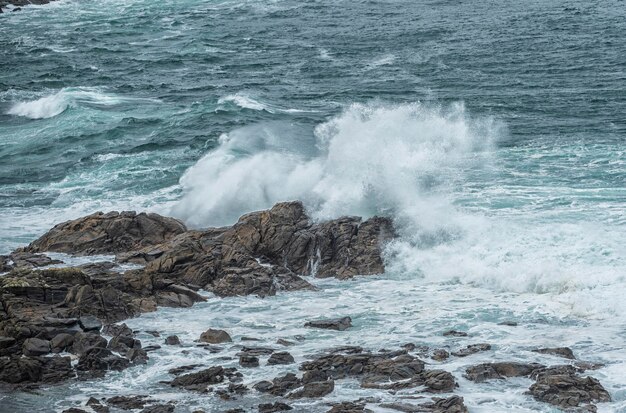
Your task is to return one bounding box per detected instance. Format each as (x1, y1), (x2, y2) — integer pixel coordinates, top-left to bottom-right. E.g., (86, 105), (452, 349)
(1, 0), (626, 411)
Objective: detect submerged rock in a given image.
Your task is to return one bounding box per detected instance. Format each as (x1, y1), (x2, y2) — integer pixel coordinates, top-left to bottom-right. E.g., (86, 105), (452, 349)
(450, 343), (491, 357)
(305, 316), (352, 331)
(533, 347), (576, 360)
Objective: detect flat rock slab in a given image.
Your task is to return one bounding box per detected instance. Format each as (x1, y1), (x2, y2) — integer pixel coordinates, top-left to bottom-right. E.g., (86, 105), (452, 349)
(305, 317), (352, 331)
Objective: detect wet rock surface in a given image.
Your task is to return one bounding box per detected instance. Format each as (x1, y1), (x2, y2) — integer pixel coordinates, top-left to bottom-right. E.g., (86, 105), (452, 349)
(464, 362), (545, 382)
(528, 367), (611, 410)
(305, 316), (352, 331)
(24, 211), (187, 255)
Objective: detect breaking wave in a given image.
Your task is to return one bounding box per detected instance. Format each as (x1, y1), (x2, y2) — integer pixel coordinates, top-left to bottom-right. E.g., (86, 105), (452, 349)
(6, 87), (159, 119)
(172, 101), (500, 227)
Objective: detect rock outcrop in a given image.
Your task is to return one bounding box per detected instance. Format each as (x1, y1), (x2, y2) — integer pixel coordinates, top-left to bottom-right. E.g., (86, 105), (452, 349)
(24, 211), (187, 255)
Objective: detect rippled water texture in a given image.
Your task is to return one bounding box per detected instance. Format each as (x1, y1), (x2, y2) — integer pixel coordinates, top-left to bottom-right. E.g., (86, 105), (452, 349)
(1, 0), (625, 411)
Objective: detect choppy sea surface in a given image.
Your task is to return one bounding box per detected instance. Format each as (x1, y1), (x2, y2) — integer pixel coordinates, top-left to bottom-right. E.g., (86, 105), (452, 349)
(1, 0), (625, 411)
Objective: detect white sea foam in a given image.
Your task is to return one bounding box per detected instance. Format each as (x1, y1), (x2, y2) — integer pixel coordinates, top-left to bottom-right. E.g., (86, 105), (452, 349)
(6, 87), (159, 119)
(217, 93), (268, 111)
(171, 101), (626, 306)
(173, 101), (498, 226)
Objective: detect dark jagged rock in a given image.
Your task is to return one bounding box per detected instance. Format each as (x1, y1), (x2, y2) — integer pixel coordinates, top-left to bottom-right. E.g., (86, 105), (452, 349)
(327, 401), (373, 413)
(451, 343), (491, 357)
(267, 351), (295, 365)
(199, 328), (232, 344)
(106, 323), (146, 363)
(22, 337), (50, 356)
(24, 211), (187, 255)
(288, 379), (335, 398)
(169, 366), (229, 392)
(442, 330), (467, 337)
(86, 397), (109, 413)
(305, 316), (352, 331)
(79, 315), (103, 332)
(259, 402), (293, 412)
(76, 348), (130, 378)
(122, 202), (392, 299)
(382, 396), (468, 413)
(62, 409), (88, 413)
(528, 368), (611, 410)
(140, 404), (175, 413)
(0, 355), (73, 384)
(168, 364), (203, 375)
(50, 333), (74, 352)
(239, 354), (260, 367)
(164, 335), (180, 345)
(254, 373), (302, 396)
(464, 362), (544, 382)
(431, 349), (449, 361)
(237, 346), (275, 356)
(533, 347), (576, 360)
(71, 332), (107, 356)
(301, 349), (454, 393)
(7, 252), (63, 269)
(106, 395), (154, 410)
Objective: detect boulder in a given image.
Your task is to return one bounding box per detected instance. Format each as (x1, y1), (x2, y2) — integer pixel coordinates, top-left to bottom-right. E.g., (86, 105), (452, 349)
(22, 337), (50, 356)
(267, 351), (295, 365)
(289, 379), (335, 398)
(79, 315), (103, 332)
(239, 355), (260, 368)
(169, 366), (228, 392)
(305, 316), (352, 331)
(164, 335), (180, 345)
(199, 329), (232, 344)
(25, 211), (187, 255)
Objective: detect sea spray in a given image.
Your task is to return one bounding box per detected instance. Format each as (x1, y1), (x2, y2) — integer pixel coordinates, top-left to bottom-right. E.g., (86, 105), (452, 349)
(171, 102), (501, 228)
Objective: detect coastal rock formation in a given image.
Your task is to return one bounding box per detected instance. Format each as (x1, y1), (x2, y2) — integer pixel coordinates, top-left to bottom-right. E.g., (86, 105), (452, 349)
(24, 211), (187, 255)
(464, 362), (544, 382)
(527, 366), (611, 410)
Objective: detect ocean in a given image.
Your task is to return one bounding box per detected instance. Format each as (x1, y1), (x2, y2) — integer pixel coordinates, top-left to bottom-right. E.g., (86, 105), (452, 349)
(1, 0), (625, 411)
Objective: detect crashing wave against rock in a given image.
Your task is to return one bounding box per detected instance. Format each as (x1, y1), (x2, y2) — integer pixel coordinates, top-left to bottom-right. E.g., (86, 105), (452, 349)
(0, 201), (612, 412)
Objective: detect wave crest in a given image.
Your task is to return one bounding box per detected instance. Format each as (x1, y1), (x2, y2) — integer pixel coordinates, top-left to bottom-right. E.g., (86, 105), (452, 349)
(6, 87), (158, 119)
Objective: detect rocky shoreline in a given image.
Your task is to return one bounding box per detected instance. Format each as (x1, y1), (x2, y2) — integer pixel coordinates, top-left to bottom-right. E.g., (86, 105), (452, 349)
(0, 201), (612, 412)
